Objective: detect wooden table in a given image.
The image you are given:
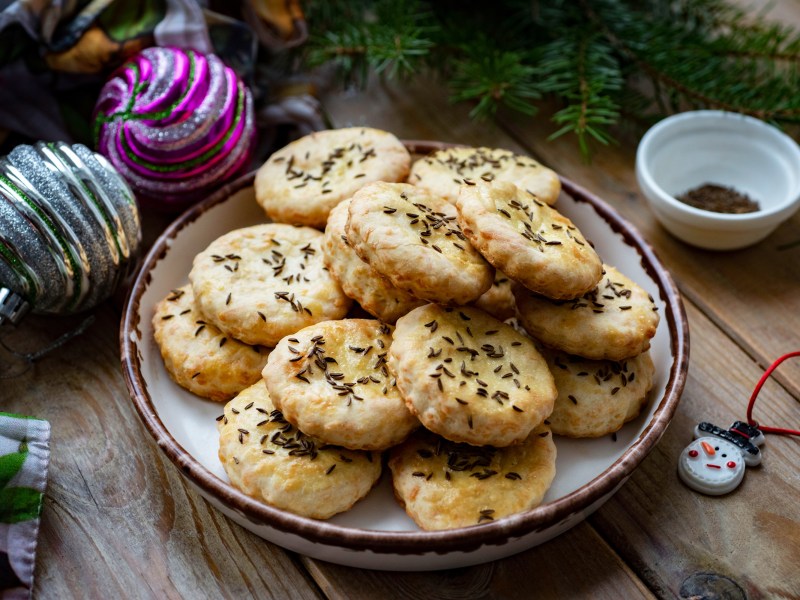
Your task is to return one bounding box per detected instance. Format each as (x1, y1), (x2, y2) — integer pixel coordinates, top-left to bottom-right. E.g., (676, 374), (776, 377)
(5, 36), (800, 600)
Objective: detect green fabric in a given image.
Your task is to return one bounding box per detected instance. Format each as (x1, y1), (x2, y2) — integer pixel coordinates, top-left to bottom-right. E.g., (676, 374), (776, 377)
(0, 441), (43, 524)
(0, 487), (42, 524)
(0, 413), (50, 599)
(0, 445), (28, 489)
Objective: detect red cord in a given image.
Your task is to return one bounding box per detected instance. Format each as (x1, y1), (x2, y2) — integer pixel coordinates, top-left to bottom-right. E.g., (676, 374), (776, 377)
(746, 351), (800, 436)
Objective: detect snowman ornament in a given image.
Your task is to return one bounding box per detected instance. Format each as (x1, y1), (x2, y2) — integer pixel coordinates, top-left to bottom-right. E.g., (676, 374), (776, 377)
(678, 421), (765, 495)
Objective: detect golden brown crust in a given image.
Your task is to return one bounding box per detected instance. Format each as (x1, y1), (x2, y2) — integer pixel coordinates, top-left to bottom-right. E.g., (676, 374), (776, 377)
(542, 348), (656, 437)
(254, 127), (410, 229)
(323, 199), (425, 322)
(152, 285), (270, 401)
(456, 181), (603, 300)
(262, 319), (419, 450)
(388, 426), (556, 530)
(189, 223), (351, 347)
(346, 182), (493, 305)
(409, 146), (560, 206)
(217, 382), (382, 519)
(388, 304), (556, 447)
(513, 264), (660, 361)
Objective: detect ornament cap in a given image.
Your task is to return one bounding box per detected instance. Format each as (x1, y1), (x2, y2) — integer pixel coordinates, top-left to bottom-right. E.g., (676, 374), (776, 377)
(0, 287), (29, 326)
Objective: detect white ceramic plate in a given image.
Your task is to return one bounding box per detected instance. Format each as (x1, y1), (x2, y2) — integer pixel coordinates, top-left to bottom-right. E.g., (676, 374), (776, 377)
(121, 141), (688, 571)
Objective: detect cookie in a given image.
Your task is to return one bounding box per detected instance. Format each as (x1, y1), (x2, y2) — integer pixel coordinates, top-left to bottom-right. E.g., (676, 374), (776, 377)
(388, 425), (556, 530)
(152, 286), (270, 401)
(323, 199), (425, 322)
(254, 127), (411, 229)
(513, 264), (660, 361)
(389, 304), (556, 447)
(346, 182), (493, 305)
(542, 348), (656, 437)
(456, 181), (603, 299)
(190, 223), (351, 347)
(262, 319), (419, 451)
(217, 382), (381, 519)
(409, 146), (560, 206)
(471, 270), (515, 321)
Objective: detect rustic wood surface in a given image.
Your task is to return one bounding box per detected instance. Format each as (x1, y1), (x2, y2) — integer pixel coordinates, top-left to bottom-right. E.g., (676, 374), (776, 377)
(4, 3), (800, 597)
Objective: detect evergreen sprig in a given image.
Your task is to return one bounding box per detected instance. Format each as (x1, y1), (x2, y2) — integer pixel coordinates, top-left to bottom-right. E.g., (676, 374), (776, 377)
(299, 0), (800, 158)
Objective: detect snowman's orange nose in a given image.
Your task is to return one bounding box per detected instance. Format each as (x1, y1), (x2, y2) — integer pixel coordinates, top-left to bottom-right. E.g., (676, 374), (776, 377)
(701, 441), (716, 456)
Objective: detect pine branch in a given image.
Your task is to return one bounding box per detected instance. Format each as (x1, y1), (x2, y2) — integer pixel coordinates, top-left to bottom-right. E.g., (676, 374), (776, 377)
(448, 41), (540, 119)
(304, 0), (436, 85)
(589, 1), (800, 122)
(296, 0), (800, 157)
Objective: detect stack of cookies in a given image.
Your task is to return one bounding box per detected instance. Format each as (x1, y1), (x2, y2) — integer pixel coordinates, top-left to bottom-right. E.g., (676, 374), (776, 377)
(152, 127), (659, 530)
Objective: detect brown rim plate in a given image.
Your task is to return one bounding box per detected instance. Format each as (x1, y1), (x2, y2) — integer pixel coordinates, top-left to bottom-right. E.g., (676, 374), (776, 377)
(120, 140), (689, 566)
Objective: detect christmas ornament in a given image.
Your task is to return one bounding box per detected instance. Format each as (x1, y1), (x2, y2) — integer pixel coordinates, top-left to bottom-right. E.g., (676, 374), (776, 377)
(93, 46), (256, 210)
(678, 351), (800, 495)
(0, 142), (141, 325)
(678, 421), (765, 495)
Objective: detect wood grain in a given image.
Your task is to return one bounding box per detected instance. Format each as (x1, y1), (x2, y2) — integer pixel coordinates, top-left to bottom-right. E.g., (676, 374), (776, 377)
(302, 523), (654, 600)
(2, 307), (322, 600)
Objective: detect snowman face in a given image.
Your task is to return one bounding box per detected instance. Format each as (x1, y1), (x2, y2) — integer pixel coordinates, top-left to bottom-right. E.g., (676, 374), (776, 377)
(678, 436), (745, 495)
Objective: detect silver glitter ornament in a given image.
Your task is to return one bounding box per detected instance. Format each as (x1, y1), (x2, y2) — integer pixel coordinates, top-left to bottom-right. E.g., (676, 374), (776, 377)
(0, 142), (141, 325)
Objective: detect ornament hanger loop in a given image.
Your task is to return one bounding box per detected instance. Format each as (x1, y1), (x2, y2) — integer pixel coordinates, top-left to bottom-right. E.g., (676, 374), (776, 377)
(0, 315), (94, 379)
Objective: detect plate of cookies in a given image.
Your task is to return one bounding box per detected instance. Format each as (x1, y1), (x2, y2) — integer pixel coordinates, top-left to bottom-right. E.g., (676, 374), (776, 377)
(121, 130), (688, 571)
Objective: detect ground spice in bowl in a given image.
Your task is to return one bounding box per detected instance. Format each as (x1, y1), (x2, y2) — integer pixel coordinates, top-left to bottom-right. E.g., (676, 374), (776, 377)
(676, 183), (760, 214)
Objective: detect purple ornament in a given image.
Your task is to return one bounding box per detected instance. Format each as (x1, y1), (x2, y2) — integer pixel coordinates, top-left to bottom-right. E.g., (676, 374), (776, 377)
(93, 46), (256, 210)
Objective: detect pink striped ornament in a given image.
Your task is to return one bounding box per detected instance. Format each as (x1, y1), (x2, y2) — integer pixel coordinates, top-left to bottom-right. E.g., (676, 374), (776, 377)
(93, 46), (256, 210)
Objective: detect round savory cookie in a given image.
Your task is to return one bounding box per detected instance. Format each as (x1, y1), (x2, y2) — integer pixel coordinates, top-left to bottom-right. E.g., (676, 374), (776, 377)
(513, 264), (660, 361)
(346, 182), (493, 305)
(409, 146), (561, 206)
(471, 270), (515, 321)
(323, 199), (425, 322)
(217, 382), (381, 519)
(388, 425), (556, 530)
(542, 347), (656, 437)
(190, 223), (351, 347)
(389, 304), (556, 447)
(254, 127), (411, 229)
(262, 319), (419, 451)
(152, 285), (270, 401)
(456, 181), (603, 300)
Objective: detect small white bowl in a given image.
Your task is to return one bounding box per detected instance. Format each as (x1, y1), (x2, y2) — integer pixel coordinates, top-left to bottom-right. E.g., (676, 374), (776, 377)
(636, 110), (800, 250)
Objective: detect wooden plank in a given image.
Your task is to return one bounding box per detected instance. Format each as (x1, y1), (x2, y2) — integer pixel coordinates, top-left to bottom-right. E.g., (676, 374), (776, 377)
(302, 522), (655, 600)
(590, 298), (800, 598)
(2, 307), (322, 600)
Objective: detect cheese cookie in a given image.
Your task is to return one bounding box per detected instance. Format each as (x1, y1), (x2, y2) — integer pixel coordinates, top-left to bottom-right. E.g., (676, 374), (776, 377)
(388, 426), (556, 530)
(542, 348), (656, 437)
(456, 181), (603, 300)
(346, 182), (493, 305)
(471, 270), (515, 321)
(262, 319), (419, 451)
(323, 199), (425, 322)
(389, 304), (556, 447)
(152, 285), (270, 401)
(409, 146), (560, 206)
(514, 264), (660, 361)
(254, 127), (410, 229)
(190, 223), (351, 347)
(217, 382), (381, 519)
